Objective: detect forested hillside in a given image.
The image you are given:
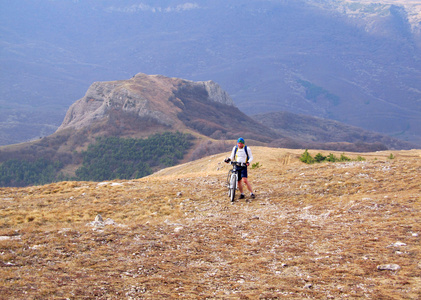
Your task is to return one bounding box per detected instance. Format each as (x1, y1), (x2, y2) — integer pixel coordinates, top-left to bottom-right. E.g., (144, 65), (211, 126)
(0, 132), (194, 187)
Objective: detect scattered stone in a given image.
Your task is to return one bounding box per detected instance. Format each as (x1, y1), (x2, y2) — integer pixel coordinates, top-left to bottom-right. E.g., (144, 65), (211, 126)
(377, 264), (401, 271)
(97, 182), (123, 187)
(86, 215), (118, 228)
(303, 283), (313, 289)
(95, 214), (103, 222)
(104, 218), (116, 226)
(174, 226), (183, 233)
(177, 192), (183, 197)
(390, 241), (407, 248)
(0, 235), (21, 241)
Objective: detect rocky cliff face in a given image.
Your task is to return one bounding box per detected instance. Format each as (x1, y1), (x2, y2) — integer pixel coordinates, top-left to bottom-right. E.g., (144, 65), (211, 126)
(58, 73), (235, 132)
(57, 73), (275, 141)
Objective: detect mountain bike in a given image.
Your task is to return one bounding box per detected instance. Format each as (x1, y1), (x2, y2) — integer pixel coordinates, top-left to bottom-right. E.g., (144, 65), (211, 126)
(226, 161), (246, 202)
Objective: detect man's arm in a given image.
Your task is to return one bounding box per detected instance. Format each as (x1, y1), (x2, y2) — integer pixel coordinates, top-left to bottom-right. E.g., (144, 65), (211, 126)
(225, 146), (236, 163)
(229, 146), (236, 161)
(247, 147), (253, 163)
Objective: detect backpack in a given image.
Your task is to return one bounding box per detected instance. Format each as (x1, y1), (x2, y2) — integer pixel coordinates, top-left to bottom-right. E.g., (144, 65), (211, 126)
(234, 145), (249, 162)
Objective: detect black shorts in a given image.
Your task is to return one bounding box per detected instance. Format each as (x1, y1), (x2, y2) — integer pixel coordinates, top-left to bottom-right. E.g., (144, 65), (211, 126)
(237, 166), (248, 181)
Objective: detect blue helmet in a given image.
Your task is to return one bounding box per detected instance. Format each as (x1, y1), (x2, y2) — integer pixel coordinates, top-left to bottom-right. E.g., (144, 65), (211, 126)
(237, 137), (245, 144)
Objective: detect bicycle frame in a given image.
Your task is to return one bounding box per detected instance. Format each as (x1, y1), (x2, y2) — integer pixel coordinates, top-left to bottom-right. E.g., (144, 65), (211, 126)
(227, 161), (246, 202)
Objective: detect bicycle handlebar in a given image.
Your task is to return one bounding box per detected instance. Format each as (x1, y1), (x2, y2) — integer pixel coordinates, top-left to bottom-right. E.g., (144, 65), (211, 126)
(230, 161), (247, 167)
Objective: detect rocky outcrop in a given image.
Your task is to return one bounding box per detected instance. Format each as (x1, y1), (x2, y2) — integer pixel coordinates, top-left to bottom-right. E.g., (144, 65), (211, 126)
(198, 80), (234, 106)
(58, 73), (235, 132)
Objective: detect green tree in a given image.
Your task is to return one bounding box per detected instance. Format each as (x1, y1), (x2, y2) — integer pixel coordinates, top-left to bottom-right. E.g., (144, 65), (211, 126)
(75, 132), (194, 181)
(314, 153), (327, 163)
(300, 149), (315, 164)
(340, 154), (351, 161)
(326, 153), (338, 162)
(0, 158), (63, 187)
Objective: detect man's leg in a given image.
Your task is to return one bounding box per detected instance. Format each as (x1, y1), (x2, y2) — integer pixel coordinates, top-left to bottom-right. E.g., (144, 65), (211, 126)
(242, 177), (253, 194)
(238, 178), (244, 194)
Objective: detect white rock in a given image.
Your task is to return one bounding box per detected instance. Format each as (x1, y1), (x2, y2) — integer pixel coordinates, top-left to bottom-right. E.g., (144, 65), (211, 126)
(0, 235), (21, 241)
(391, 241), (407, 247)
(377, 264), (401, 271)
(303, 283), (313, 289)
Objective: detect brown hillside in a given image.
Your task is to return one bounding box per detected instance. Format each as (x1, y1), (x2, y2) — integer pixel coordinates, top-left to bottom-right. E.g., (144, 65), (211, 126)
(1, 147), (420, 299)
(57, 73), (278, 142)
(253, 111), (419, 150)
(0, 74), (280, 180)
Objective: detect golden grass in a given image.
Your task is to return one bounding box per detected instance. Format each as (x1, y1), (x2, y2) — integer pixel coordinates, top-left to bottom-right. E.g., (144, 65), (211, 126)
(1, 147), (420, 299)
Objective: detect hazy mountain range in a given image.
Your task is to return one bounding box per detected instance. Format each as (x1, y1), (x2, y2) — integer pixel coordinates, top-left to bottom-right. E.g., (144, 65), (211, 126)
(1, 0), (420, 146)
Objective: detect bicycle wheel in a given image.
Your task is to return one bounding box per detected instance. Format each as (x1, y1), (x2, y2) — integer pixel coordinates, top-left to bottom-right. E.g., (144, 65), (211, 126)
(229, 173), (237, 202)
(227, 170), (233, 197)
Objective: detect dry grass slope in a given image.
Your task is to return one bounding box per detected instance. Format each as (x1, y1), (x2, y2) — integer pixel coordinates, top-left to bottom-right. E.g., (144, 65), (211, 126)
(1, 147), (420, 299)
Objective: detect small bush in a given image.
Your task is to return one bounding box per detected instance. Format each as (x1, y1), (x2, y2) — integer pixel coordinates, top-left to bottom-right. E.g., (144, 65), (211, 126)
(300, 149), (315, 164)
(388, 153), (395, 159)
(314, 153), (327, 163)
(340, 154), (351, 161)
(251, 162), (261, 169)
(326, 153), (338, 162)
(300, 150), (365, 164)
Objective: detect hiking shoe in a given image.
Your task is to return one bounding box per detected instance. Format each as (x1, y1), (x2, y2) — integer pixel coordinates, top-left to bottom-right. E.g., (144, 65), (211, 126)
(239, 194), (245, 199)
(251, 193), (256, 199)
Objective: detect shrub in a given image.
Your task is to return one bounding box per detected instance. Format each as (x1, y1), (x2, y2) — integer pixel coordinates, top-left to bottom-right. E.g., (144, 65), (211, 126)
(300, 149), (315, 164)
(340, 153), (351, 161)
(300, 150), (365, 164)
(326, 153), (338, 162)
(314, 153), (327, 163)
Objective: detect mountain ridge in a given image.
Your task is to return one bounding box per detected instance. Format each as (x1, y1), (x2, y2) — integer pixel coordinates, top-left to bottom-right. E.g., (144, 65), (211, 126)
(252, 111), (418, 151)
(1, 0), (420, 145)
(1, 73), (418, 187)
(56, 73), (275, 142)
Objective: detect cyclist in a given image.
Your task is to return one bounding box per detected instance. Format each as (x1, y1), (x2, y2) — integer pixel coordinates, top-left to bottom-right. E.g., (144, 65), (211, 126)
(224, 137), (256, 200)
